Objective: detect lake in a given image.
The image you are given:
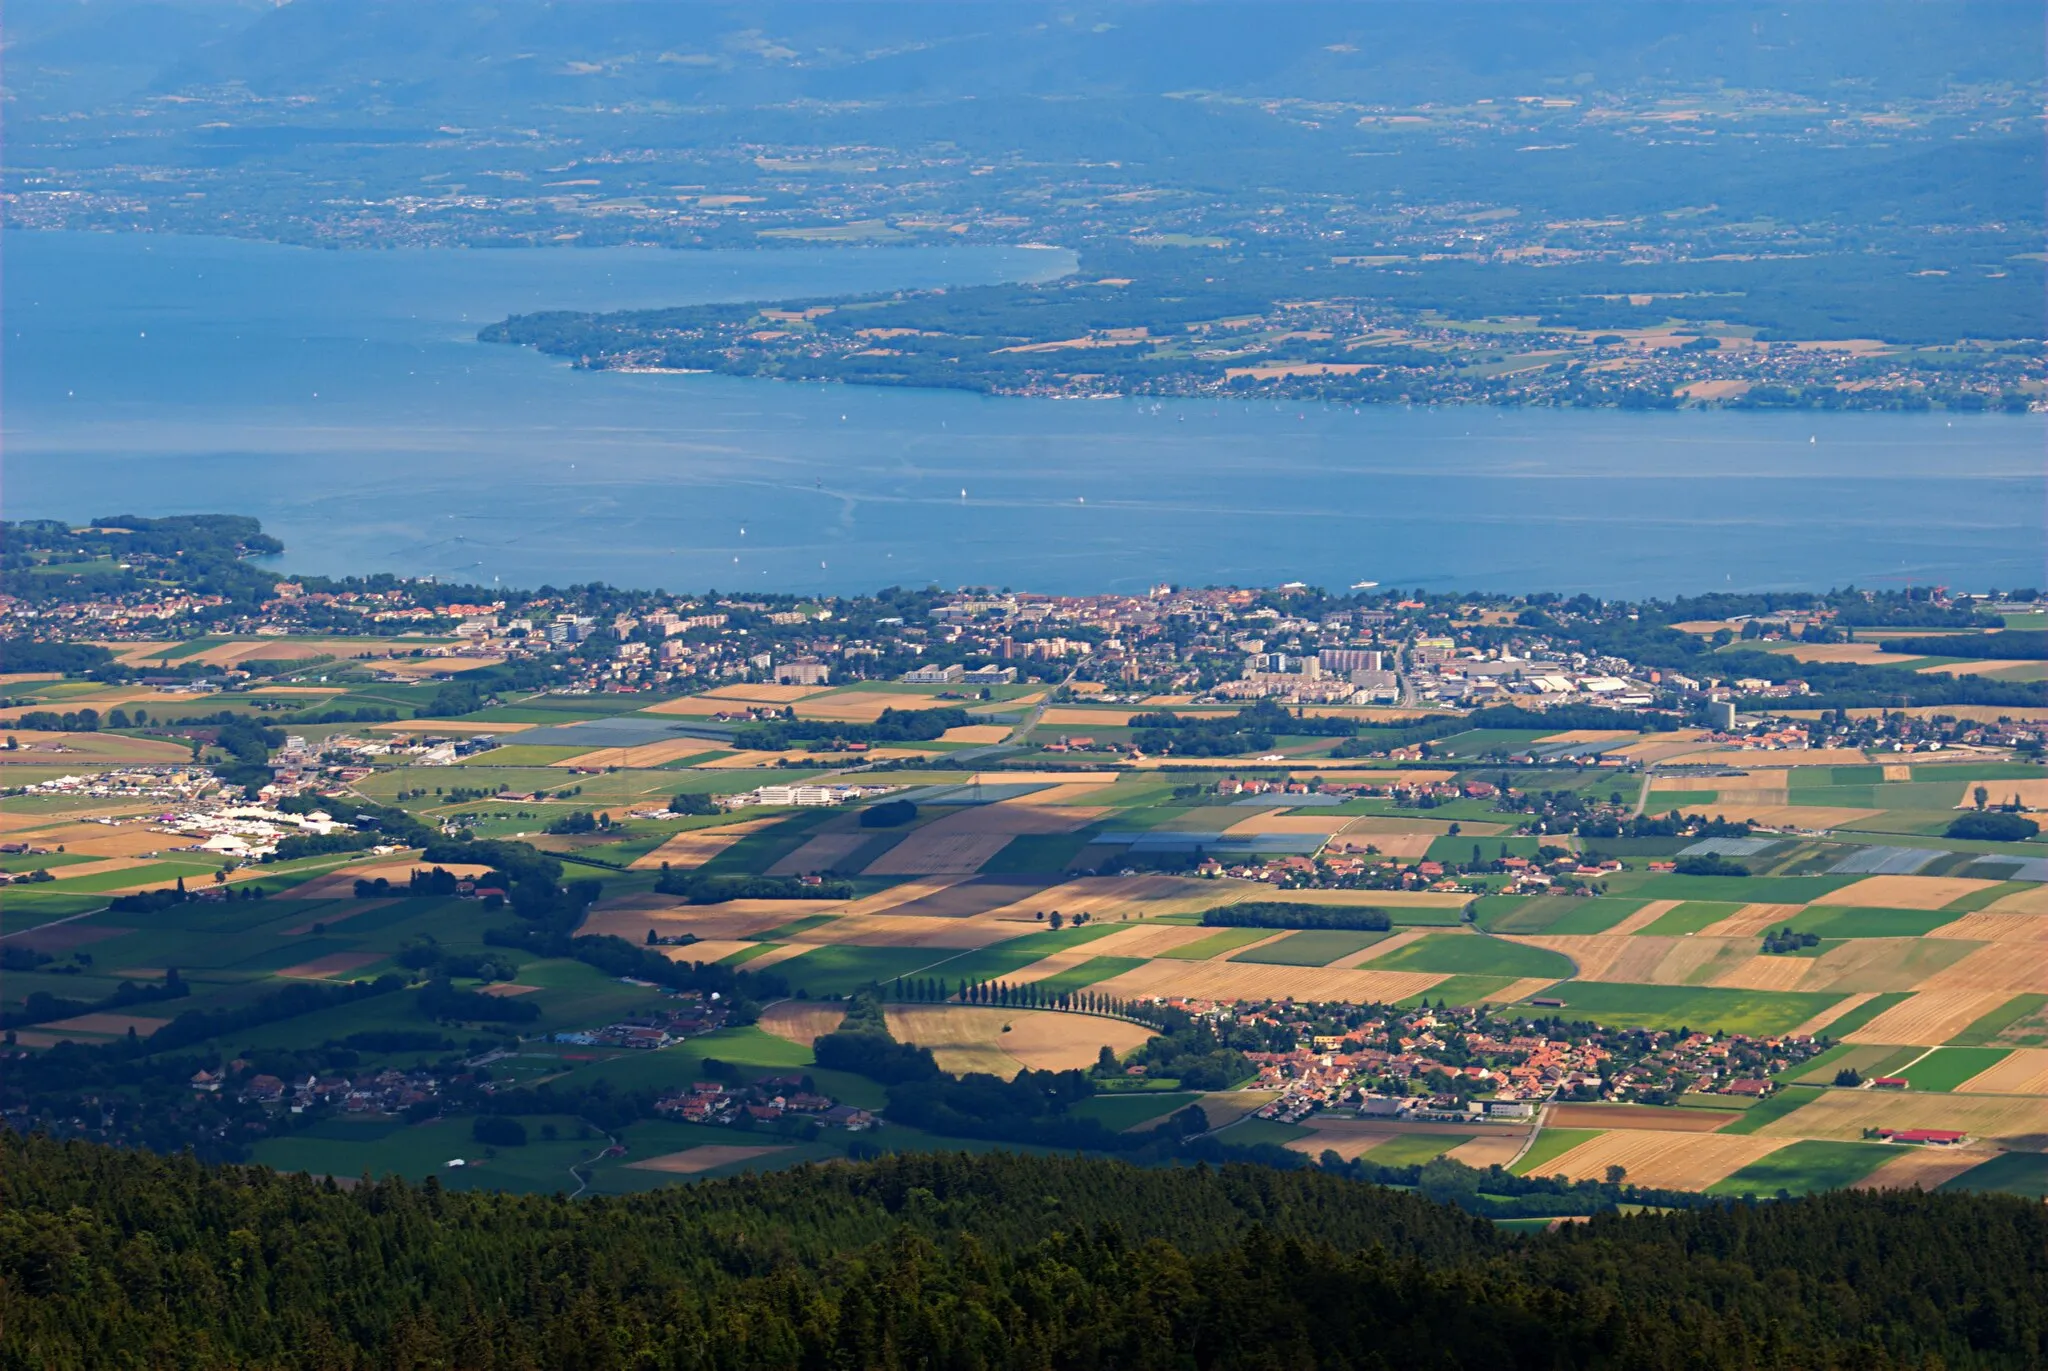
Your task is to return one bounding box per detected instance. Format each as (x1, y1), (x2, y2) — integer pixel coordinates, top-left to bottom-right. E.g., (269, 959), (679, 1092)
(6, 230), (2041, 597)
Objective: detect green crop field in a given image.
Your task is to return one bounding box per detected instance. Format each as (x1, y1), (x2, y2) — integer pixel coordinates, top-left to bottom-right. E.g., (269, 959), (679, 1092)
(917, 924), (1124, 987)
(1938, 1151), (2048, 1198)
(1069, 1092), (1199, 1132)
(1784, 906), (1965, 939)
(1526, 984), (1842, 1037)
(1229, 929), (1387, 966)
(1511, 1128), (1601, 1176)
(1950, 994), (2048, 1046)
(1706, 1140), (1895, 1196)
(1360, 1133), (1467, 1168)
(771, 945), (958, 997)
(1368, 933), (1574, 980)
(1034, 956), (1148, 995)
(253, 1114), (602, 1193)
(1216, 1117), (1312, 1150)
(1900, 1047), (2011, 1092)
(978, 831), (1101, 875)
(1718, 1086), (1827, 1136)
(1402, 974), (1524, 1007)
(1159, 927), (1281, 960)
(1638, 902), (1744, 937)
(1473, 896), (1645, 936)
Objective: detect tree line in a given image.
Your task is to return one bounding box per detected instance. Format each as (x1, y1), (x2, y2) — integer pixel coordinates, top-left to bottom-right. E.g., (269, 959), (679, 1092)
(4, 1135), (2045, 1368)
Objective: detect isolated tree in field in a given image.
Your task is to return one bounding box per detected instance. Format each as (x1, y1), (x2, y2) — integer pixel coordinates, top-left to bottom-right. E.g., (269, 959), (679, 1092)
(1605, 1164), (1628, 1185)
(1976, 785), (1990, 810)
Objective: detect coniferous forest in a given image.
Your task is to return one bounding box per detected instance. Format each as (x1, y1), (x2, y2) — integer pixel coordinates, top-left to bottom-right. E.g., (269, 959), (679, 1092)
(3, 1133), (2045, 1369)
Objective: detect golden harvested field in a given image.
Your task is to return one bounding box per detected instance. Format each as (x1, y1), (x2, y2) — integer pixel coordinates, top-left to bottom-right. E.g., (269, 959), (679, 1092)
(864, 799), (1104, 876)
(862, 833), (1015, 877)
(908, 1006), (1153, 1073)
(1677, 802), (1882, 829)
(1853, 1146), (1996, 1191)
(52, 827), (182, 859)
(981, 874), (1230, 923)
(578, 900), (835, 942)
(1538, 1131), (1789, 1189)
(1446, 1132), (1531, 1169)
(1845, 990), (2017, 1045)
(654, 939), (760, 964)
(269, 860), (490, 901)
(1984, 886), (2048, 916)
(277, 952), (387, 980)
(476, 983), (540, 998)
(172, 638), (457, 668)
(0, 803), (158, 834)
(1094, 959), (1443, 1004)
(794, 915), (1028, 950)
(760, 1003), (1151, 1076)
(1828, 876), (1999, 910)
(377, 656), (506, 680)
(1652, 771), (1797, 794)
(1766, 643), (1908, 665)
(1229, 887), (1473, 910)
(0, 730), (193, 763)
(627, 1145), (789, 1174)
(1600, 900), (1679, 935)
(949, 802), (1106, 835)
(701, 684), (835, 705)
(1040, 707), (1144, 727)
(1514, 935), (1672, 983)
(758, 1002), (848, 1047)
(1065, 923), (1221, 958)
(1223, 813), (1351, 837)
(1699, 903), (1806, 937)
(41, 1012), (172, 1037)
(1934, 911), (2048, 942)
(1916, 943), (2048, 995)
(1957, 1049), (2048, 1096)
(940, 724), (1015, 744)
(549, 739), (714, 769)
(1030, 781), (1121, 804)
(629, 819), (778, 870)
(766, 832), (876, 877)
(795, 694), (950, 723)
(694, 749), (831, 769)
(1547, 1103), (1742, 1132)
(1326, 830), (1436, 859)
(1712, 954), (1827, 992)
(1956, 778), (2048, 808)
(1919, 660), (2036, 678)
(1767, 938), (1981, 994)
(1754, 1089), (2048, 1146)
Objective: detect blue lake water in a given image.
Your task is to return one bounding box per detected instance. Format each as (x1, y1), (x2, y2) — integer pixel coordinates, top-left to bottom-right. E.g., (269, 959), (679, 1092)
(6, 230), (2042, 597)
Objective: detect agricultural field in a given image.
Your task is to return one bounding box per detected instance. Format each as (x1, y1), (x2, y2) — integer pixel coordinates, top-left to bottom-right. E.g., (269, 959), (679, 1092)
(10, 673), (2048, 1204)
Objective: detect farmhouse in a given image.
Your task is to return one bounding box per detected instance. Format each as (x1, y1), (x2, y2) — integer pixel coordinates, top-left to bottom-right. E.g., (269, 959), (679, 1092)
(1876, 1128), (1969, 1146)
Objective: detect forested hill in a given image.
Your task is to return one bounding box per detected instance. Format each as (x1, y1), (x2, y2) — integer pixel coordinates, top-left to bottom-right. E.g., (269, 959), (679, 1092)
(5, 1135), (2047, 1369)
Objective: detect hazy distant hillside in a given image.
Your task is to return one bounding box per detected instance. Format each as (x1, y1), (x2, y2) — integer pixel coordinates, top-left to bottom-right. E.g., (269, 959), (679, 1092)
(11, 0), (2042, 114)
